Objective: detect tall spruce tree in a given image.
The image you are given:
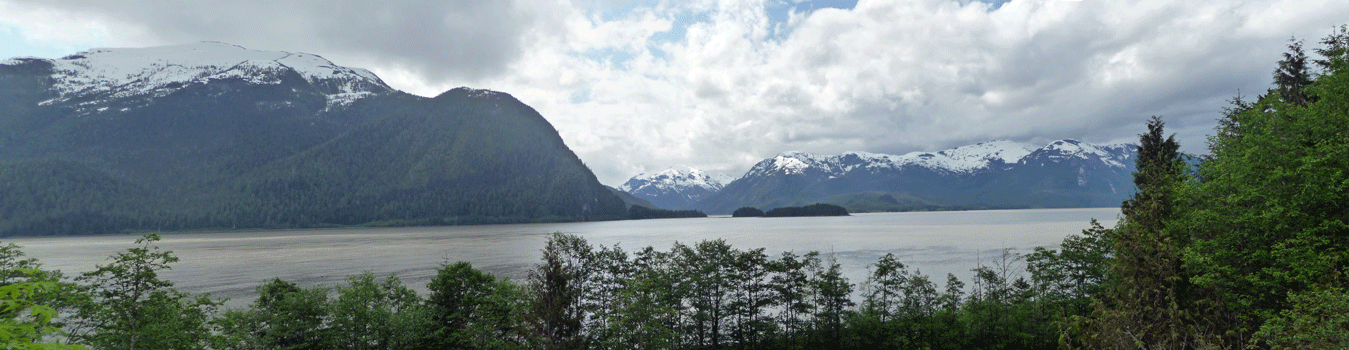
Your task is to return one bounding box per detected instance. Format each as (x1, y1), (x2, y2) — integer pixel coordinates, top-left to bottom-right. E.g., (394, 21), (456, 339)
(1275, 39), (1315, 106)
(1083, 117), (1195, 349)
(1314, 25), (1349, 75)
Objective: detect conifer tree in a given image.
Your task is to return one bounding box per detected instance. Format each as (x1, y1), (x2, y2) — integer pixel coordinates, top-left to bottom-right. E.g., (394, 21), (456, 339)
(1083, 117), (1194, 349)
(1275, 39), (1315, 106)
(1179, 30), (1349, 347)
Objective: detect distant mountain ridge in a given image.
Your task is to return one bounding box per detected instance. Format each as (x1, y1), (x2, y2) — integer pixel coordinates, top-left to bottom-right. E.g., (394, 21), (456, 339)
(6, 42), (393, 113)
(618, 166), (731, 210)
(692, 139), (1137, 214)
(743, 140), (1042, 179)
(0, 42), (626, 236)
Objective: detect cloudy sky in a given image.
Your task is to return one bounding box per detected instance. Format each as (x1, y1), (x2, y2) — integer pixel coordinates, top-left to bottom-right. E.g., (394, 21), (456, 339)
(2, 0), (1346, 185)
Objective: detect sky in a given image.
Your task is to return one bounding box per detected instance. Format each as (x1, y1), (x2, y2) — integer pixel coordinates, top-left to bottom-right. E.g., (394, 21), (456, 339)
(2, 0), (1346, 186)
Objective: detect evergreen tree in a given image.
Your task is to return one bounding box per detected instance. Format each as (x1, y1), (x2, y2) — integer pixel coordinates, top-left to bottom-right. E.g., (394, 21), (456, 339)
(427, 261), (524, 349)
(1275, 39), (1315, 106)
(325, 273), (431, 349)
(1082, 117), (1196, 349)
(1314, 25), (1349, 74)
(526, 233), (591, 350)
(1179, 30), (1349, 347)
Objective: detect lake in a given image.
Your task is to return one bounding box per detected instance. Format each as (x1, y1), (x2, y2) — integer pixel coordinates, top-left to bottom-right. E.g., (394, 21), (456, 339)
(5, 208), (1119, 309)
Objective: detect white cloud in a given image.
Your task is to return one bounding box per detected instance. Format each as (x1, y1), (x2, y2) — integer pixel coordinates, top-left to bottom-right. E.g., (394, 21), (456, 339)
(1, 0), (1345, 185)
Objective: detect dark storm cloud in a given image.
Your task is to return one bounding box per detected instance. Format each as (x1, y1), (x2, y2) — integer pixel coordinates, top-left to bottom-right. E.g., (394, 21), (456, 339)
(15, 0), (531, 82)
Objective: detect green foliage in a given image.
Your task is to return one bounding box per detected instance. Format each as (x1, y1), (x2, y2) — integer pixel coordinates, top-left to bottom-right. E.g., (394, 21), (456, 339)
(212, 278), (332, 350)
(526, 233), (591, 350)
(1315, 25), (1349, 75)
(0, 243), (81, 349)
(1275, 39), (1315, 106)
(326, 273), (432, 349)
(853, 253), (943, 348)
(0, 228), (1133, 350)
(597, 273), (679, 350)
(1079, 116), (1204, 349)
(0, 270), (81, 350)
(1026, 220), (1113, 312)
(1175, 33), (1349, 346)
(67, 234), (221, 350)
(809, 253), (853, 347)
(1052, 30), (1349, 348)
(1254, 287), (1349, 349)
(427, 261), (525, 349)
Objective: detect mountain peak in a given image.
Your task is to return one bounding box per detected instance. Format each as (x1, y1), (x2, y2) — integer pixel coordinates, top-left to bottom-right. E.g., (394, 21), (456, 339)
(6, 41), (392, 111)
(1026, 139), (1134, 168)
(439, 86), (510, 99)
(618, 166), (729, 210)
(933, 140), (1040, 171)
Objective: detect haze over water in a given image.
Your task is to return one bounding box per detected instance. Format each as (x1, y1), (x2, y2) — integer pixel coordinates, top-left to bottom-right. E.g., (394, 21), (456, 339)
(8, 208), (1119, 309)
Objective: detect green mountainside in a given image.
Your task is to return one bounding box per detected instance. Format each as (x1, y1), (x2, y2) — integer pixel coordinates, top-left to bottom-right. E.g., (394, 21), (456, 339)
(0, 49), (625, 236)
(605, 186), (659, 210)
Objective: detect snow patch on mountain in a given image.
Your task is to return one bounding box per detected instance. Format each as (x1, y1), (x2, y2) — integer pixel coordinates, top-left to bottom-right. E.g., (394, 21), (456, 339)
(711, 172), (737, 185)
(3, 42), (392, 111)
(620, 165), (727, 194)
(937, 140), (1040, 171)
(768, 155), (812, 175)
(1027, 140), (1132, 168)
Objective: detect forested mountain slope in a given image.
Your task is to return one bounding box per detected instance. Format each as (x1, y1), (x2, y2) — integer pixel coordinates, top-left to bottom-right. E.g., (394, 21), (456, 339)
(0, 43), (625, 236)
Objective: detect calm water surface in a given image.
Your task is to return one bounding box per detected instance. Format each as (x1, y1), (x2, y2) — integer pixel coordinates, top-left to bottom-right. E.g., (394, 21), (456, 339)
(7, 208), (1119, 308)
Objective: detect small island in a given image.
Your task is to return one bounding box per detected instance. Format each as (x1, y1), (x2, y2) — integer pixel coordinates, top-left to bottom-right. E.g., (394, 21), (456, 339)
(731, 207), (765, 217)
(628, 205), (708, 220)
(734, 203), (850, 217)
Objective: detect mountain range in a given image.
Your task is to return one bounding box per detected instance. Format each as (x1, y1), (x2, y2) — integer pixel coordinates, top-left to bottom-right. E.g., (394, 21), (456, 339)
(0, 42), (627, 236)
(2, 41), (1144, 236)
(620, 140), (1137, 214)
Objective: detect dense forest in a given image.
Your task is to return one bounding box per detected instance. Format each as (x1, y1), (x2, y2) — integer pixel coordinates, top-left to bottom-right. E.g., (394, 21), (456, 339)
(627, 206), (709, 220)
(731, 207), (765, 217)
(0, 27), (1346, 350)
(730, 204), (849, 218)
(763, 204), (850, 217)
(816, 192), (1028, 213)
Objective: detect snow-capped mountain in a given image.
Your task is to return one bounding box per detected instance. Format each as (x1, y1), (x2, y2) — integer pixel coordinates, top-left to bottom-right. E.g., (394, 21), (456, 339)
(0, 43), (629, 235)
(2, 41), (392, 114)
(744, 140), (1043, 179)
(696, 140), (1138, 214)
(618, 166), (731, 210)
(1020, 139), (1133, 168)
